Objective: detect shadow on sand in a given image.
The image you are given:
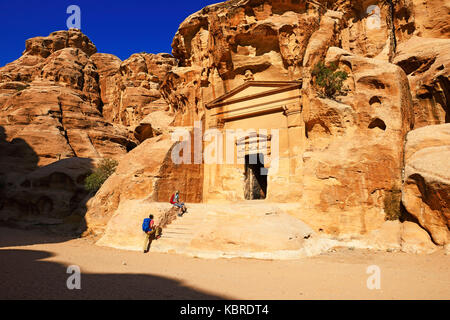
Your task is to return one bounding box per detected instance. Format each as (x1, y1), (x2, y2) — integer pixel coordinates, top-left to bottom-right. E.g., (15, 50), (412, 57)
(0, 247), (225, 300)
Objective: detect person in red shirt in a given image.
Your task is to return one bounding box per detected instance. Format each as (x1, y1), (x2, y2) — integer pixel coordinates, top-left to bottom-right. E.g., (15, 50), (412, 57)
(170, 191), (187, 217)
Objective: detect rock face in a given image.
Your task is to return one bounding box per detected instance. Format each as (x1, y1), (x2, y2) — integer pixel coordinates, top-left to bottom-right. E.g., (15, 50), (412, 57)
(402, 124), (450, 245)
(155, 0), (448, 242)
(0, 157), (94, 232)
(367, 220), (437, 254)
(84, 0), (448, 252)
(0, 30), (136, 167)
(1, 1), (449, 256)
(394, 37), (449, 129)
(292, 46), (414, 236)
(95, 201), (316, 258)
(83, 134), (203, 236)
(0, 30), (174, 227)
(91, 52), (176, 138)
(160, 0), (449, 126)
(24, 29), (97, 58)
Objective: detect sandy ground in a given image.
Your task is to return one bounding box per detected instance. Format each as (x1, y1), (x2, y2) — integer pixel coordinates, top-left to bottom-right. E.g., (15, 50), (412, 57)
(0, 226), (449, 300)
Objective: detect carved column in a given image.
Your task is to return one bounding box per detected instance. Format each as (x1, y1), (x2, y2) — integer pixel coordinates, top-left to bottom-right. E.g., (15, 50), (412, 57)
(283, 101), (304, 181)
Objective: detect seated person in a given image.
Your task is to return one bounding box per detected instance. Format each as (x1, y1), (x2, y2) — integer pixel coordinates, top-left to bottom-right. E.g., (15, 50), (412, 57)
(170, 191), (187, 216)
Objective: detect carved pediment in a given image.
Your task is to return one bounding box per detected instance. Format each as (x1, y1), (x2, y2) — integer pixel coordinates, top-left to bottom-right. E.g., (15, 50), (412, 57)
(206, 80), (302, 109)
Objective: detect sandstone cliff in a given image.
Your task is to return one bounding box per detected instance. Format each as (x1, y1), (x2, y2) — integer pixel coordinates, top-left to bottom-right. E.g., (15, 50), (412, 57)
(1, 1), (449, 255)
(0, 30), (176, 229)
(82, 0), (448, 253)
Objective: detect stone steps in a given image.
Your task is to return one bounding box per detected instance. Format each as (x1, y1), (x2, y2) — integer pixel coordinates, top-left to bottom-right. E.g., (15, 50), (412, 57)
(151, 208), (207, 253)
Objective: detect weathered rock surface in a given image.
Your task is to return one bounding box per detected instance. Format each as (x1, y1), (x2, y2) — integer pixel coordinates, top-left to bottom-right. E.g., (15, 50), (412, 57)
(293, 46), (414, 235)
(0, 30), (135, 225)
(191, 205), (314, 254)
(96, 201), (320, 259)
(0, 31), (136, 166)
(24, 29), (97, 58)
(394, 37), (450, 129)
(160, 0), (449, 126)
(91, 52), (176, 133)
(366, 220), (437, 253)
(0, 157), (93, 232)
(85, 0), (448, 251)
(1, 1), (449, 257)
(400, 221), (438, 254)
(83, 134), (203, 236)
(402, 124), (450, 245)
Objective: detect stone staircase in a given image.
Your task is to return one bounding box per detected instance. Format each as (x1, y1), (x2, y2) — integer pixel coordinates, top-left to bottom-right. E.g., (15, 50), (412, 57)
(151, 205), (207, 254)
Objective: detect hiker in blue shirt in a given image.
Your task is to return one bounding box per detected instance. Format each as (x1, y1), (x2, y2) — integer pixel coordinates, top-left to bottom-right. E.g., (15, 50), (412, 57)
(142, 214), (161, 253)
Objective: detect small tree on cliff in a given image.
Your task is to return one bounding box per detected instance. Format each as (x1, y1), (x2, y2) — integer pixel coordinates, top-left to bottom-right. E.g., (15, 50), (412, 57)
(84, 158), (119, 193)
(312, 61), (348, 99)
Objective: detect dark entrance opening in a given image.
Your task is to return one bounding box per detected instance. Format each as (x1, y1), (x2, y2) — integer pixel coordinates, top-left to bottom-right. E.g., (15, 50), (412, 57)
(244, 153), (268, 200)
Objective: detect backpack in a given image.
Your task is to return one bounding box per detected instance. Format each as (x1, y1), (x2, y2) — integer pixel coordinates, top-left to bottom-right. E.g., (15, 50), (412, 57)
(142, 218), (152, 232)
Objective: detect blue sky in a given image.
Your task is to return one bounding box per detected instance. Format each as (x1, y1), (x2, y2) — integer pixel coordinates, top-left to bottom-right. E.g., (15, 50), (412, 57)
(0, 0), (217, 67)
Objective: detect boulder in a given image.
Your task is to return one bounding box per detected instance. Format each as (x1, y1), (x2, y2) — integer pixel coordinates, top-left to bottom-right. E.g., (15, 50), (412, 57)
(95, 201), (174, 251)
(400, 221), (437, 254)
(402, 124), (450, 245)
(394, 37), (450, 129)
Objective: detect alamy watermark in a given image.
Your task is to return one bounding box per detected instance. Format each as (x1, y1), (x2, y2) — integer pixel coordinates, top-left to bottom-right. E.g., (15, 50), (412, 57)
(67, 5), (81, 30)
(66, 265), (81, 290)
(366, 265), (381, 290)
(366, 5), (381, 30)
(170, 121), (280, 175)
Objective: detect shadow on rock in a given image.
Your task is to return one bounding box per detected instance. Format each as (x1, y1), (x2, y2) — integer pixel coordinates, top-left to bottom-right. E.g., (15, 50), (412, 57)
(0, 125), (96, 239)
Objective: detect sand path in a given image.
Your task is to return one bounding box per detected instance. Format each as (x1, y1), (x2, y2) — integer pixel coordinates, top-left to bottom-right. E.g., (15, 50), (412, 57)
(0, 227), (448, 300)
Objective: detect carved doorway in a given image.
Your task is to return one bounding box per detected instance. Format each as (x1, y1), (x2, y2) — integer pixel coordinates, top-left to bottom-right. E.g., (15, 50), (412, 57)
(244, 153), (268, 200)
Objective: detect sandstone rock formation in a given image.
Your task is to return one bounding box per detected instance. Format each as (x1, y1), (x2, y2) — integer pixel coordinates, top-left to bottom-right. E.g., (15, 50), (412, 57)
(161, 0), (449, 126)
(0, 158), (94, 232)
(95, 201), (317, 259)
(0, 30), (136, 166)
(1, 1), (449, 258)
(292, 46), (414, 235)
(367, 220), (437, 254)
(0, 30), (174, 227)
(402, 124), (450, 245)
(394, 37), (449, 129)
(91, 52), (176, 135)
(83, 134), (203, 236)
(84, 0), (449, 256)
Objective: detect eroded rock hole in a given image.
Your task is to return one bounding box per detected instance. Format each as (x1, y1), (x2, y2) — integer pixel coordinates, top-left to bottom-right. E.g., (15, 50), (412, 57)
(368, 118), (387, 130)
(369, 96), (382, 106)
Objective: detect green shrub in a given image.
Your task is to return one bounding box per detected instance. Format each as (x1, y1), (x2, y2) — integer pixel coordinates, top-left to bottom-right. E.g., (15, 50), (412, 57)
(84, 158), (119, 193)
(312, 61), (348, 98)
(384, 189), (402, 221)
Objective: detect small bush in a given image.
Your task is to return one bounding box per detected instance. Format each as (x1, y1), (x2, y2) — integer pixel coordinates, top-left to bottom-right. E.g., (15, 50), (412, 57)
(84, 158), (118, 193)
(312, 61), (348, 98)
(384, 189), (402, 221)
